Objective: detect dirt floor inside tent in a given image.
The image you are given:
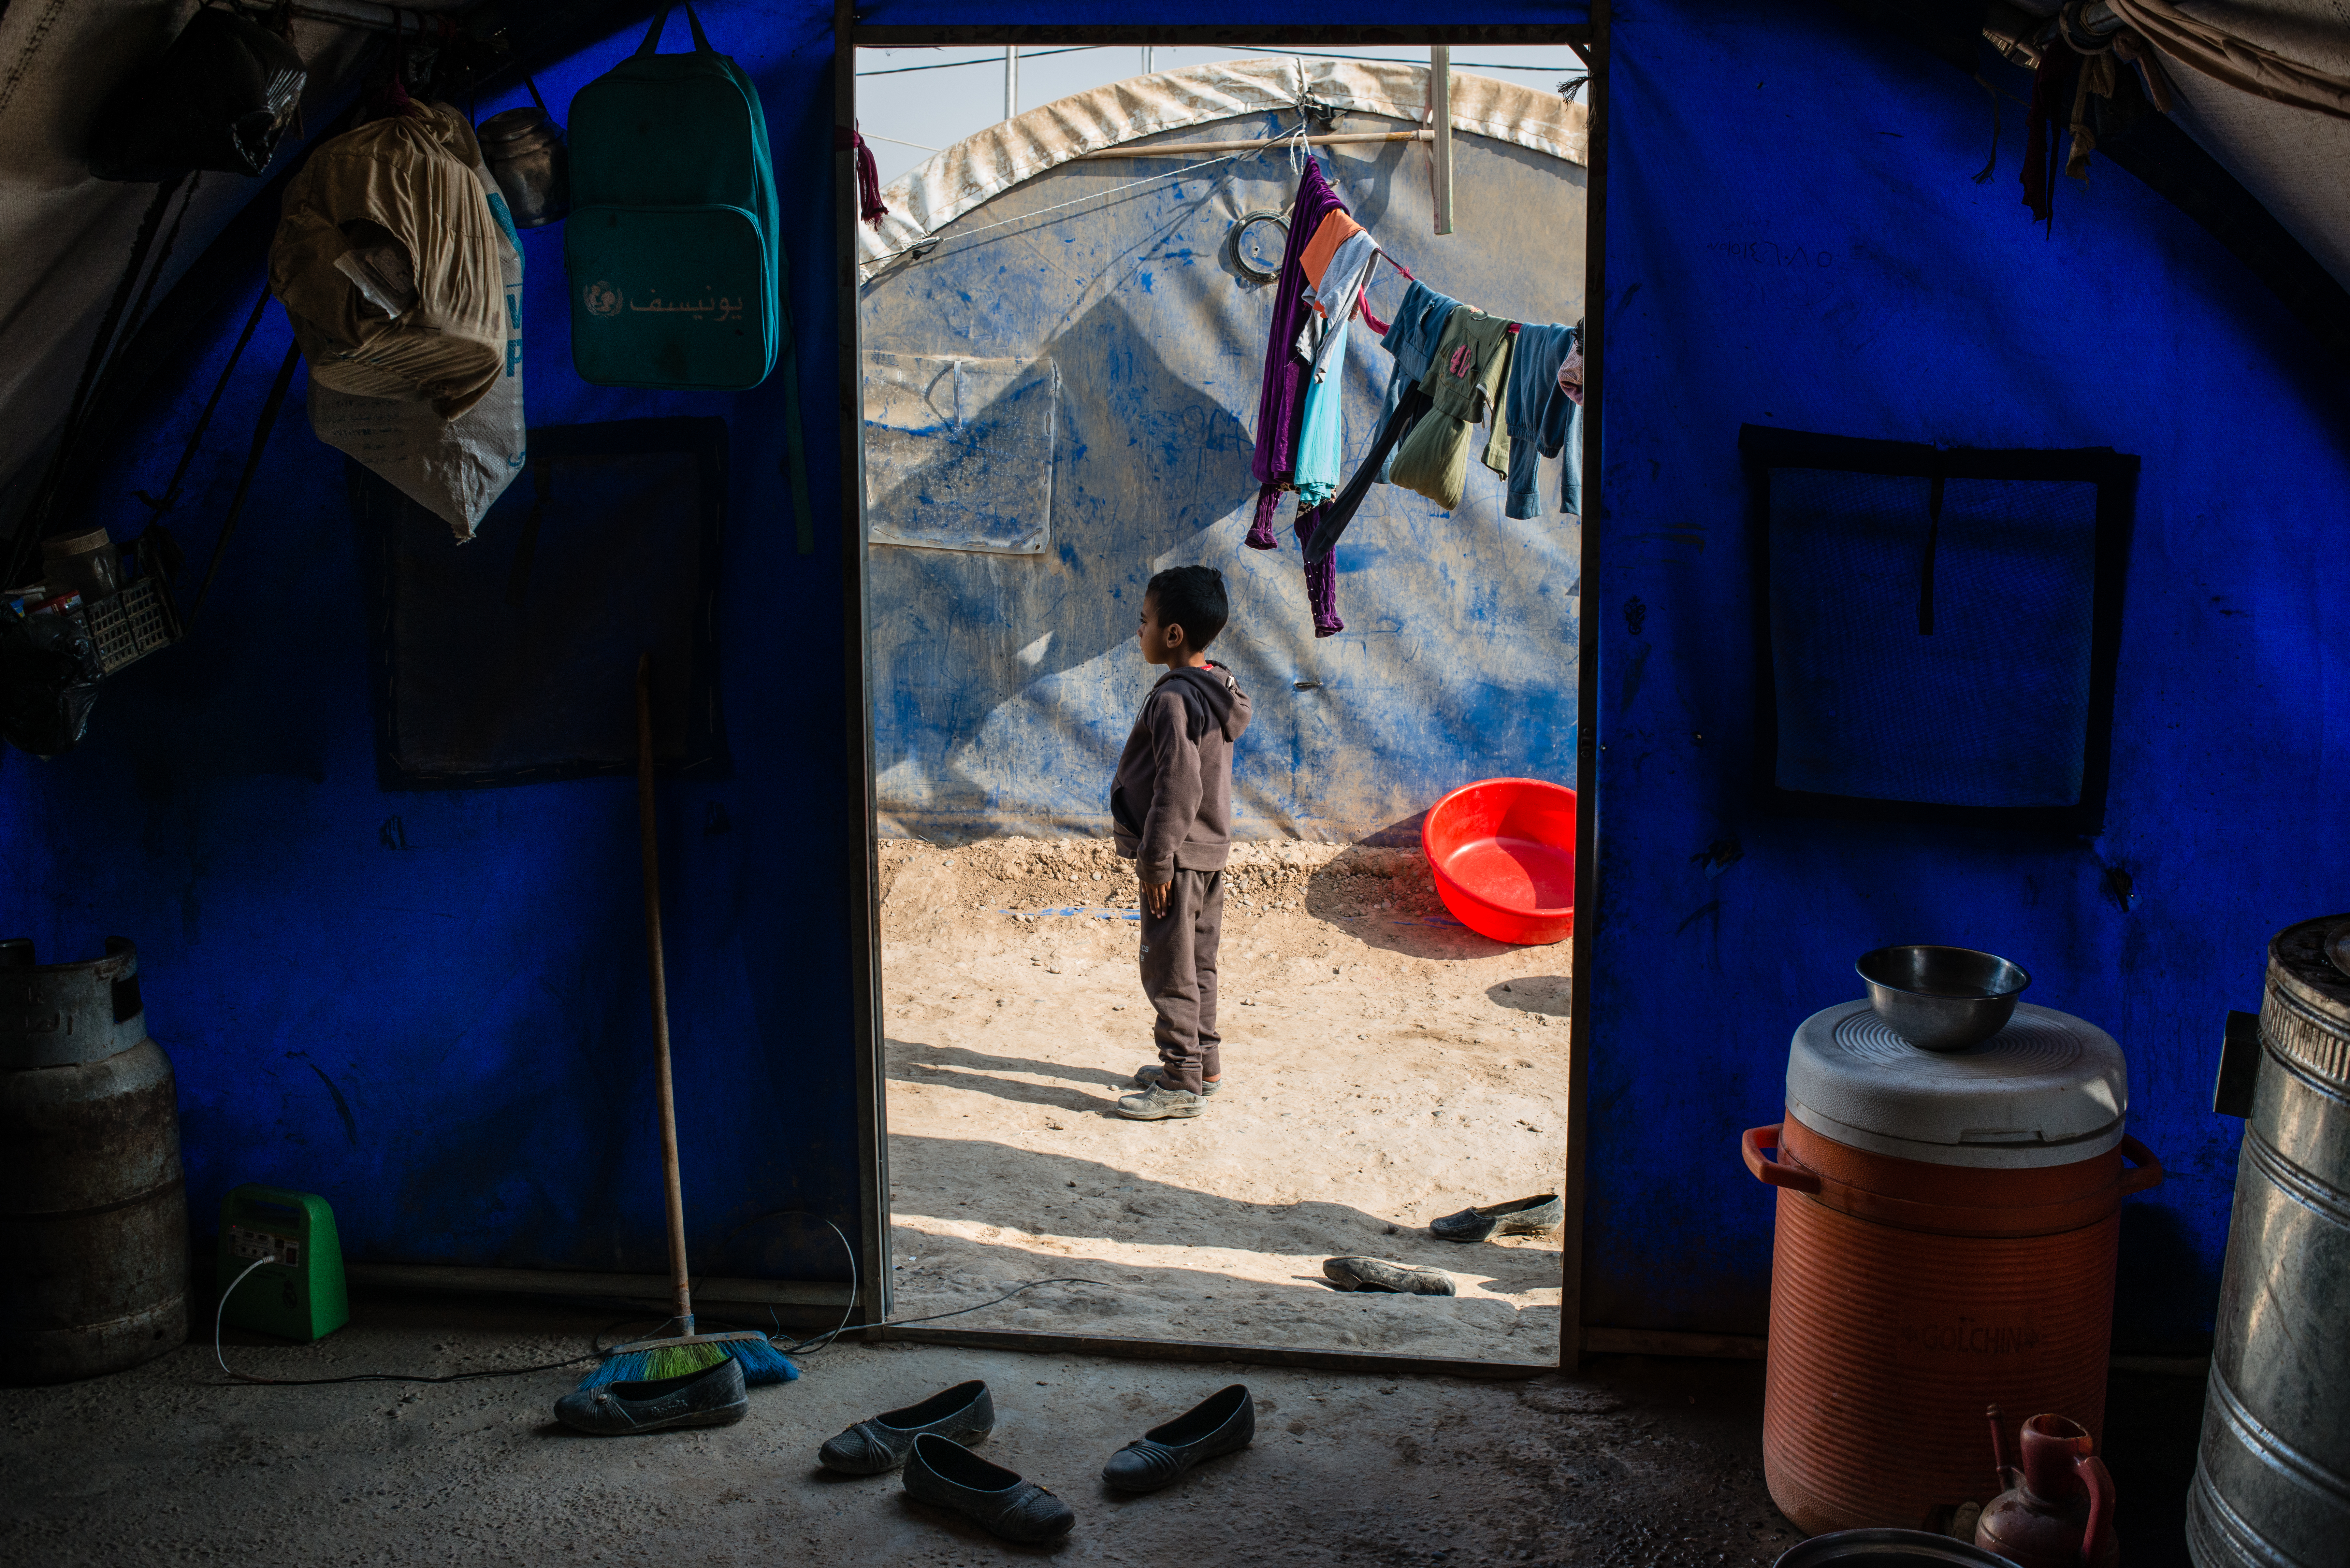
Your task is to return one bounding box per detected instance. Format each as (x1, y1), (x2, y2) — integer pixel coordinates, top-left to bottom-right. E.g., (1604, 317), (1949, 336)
(878, 835), (1572, 1364)
(0, 1299), (2210, 1568)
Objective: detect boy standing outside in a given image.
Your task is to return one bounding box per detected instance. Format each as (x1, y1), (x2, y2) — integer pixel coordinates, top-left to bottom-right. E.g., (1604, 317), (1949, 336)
(1111, 566), (1252, 1121)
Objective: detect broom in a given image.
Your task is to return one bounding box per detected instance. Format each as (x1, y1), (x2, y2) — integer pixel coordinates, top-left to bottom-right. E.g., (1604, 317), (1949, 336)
(577, 654), (797, 1390)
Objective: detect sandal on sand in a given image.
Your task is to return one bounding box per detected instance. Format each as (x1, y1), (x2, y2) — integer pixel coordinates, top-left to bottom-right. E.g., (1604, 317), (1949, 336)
(1321, 1256), (1456, 1295)
(1429, 1193), (1564, 1243)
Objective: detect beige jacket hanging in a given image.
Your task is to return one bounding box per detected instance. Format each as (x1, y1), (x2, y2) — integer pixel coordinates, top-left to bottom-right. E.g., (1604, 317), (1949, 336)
(270, 103), (506, 420)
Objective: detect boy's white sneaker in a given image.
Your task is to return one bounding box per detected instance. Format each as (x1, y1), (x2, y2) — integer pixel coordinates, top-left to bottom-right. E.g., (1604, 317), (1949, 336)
(1114, 1083), (1203, 1120)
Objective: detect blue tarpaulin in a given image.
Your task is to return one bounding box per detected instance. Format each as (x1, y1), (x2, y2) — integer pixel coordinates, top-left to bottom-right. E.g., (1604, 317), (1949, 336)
(3, 1), (2343, 1353)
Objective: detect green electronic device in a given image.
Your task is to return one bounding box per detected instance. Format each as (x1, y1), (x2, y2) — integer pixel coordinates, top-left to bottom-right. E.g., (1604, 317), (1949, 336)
(216, 1184), (349, 1343)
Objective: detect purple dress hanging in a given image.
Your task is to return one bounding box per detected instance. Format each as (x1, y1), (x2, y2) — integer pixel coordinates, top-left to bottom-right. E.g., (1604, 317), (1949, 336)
(1244, 159), (1352, 635)
(1246, 159), (1348, 548)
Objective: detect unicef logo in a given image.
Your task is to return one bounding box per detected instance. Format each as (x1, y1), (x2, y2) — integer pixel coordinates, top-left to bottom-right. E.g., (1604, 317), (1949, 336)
(584, 281), (624, 318)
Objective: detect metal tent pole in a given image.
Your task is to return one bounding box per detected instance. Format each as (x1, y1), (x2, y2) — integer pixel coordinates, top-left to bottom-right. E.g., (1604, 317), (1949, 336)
(1430, 44), (1454, 234)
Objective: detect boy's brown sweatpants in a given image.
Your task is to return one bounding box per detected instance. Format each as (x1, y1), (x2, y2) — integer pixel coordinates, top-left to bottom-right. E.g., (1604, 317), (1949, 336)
(1139, 868), (1224, 1094)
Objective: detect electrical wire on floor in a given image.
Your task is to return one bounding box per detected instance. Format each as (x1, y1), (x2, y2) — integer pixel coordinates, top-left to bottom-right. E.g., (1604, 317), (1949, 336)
(885, 1277), (1117, 1329)
(212, 1254), (659, 1387)
(212, 1215), (1114, 1385)
(707, 1210), (1113, 1349)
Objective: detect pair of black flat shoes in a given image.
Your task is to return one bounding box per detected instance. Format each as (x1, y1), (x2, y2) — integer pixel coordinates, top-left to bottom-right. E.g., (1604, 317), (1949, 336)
(818, 1379), (1255, 1544)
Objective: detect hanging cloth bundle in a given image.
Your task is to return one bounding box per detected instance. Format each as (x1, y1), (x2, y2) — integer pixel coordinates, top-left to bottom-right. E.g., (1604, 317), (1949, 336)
(306, 148), (528, 542)
(2101, 0), (2350, 121)
(269, 101), (507, 418)
(843, 125), (889, 226)
(88, 2), (307, 183)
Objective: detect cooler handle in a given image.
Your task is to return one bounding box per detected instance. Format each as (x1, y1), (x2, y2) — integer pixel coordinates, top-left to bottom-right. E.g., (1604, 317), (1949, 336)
(2117, 1135), (2163, 1196)
(1742, 1124), (1822, 1194)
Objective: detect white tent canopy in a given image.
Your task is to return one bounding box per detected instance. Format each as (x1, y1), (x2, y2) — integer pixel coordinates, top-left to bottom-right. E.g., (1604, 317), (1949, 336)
(859, 57), (1588, 278)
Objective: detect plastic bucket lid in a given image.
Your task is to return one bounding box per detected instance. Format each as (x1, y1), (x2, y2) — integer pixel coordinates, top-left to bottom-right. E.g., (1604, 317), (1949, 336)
(1786, 1000), (2127, 1169)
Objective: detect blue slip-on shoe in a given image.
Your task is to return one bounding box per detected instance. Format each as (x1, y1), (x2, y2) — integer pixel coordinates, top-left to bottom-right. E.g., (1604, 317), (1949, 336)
(818, 1379), (994, 1474)
(1429, 1193), (1564, 1242)
(1101, 1384), (1255, 1493)
(904, 1432), (1076, 1543)
(552, 1357), (748, 1435)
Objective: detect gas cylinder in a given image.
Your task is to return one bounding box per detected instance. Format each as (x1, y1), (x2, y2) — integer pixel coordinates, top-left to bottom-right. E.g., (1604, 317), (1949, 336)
(0, 937), (188, 1383)
(1741, 1000), (2161, 1534)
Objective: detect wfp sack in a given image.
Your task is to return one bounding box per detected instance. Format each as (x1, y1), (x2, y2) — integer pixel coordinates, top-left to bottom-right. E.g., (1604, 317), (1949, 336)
(271, 102), (506, 418)
(307, 163), (526, 542)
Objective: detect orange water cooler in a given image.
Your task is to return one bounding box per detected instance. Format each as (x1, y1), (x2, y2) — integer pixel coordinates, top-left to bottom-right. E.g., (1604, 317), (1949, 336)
(1742, 1000), (2162, 1535)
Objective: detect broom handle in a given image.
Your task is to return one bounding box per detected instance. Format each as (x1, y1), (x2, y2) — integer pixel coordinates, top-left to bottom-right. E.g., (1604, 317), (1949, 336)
(636, 653), (694, 1332)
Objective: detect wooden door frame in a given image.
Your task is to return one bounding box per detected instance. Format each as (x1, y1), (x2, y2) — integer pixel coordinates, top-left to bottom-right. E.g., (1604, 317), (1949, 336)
(834, 9), (1606, 1377)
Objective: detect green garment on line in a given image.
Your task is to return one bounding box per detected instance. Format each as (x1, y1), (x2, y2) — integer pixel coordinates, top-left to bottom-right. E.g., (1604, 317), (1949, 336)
(1387, 306), (1516, 510)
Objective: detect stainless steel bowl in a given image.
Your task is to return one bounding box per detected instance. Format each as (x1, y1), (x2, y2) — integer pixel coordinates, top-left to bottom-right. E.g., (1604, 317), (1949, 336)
(476, 106), (569, 227)
(1855, 945), (2031, 1052)
(1774, 1529), (2022, 1568)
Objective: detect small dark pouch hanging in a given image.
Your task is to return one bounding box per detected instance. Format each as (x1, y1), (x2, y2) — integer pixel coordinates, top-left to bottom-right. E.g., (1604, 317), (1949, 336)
(88, 4), (307, 183)
(0, 610), (106, 758)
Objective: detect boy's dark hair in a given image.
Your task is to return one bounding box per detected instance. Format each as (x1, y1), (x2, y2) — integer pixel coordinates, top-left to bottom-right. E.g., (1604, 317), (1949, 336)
(1145, 565), (1229, 650)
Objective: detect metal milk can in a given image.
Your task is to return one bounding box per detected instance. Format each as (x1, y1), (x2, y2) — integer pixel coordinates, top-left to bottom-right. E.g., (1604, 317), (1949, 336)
(2190, 914), (2350, 1568)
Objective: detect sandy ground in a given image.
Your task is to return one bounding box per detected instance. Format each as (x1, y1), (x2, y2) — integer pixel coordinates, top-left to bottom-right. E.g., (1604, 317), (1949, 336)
(0, 1293), (1814, 1568)
(878, 836), (1572, 1364)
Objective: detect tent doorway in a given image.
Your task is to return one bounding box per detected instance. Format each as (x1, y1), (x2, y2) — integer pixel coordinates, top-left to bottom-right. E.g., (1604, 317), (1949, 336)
(845, 36), (1599, 1373)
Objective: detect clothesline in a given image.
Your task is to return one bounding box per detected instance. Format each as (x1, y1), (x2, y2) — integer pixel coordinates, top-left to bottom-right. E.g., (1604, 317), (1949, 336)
(864, 121), (1363, 268)
(1245, 156), (1583, 640)
(1076, 129), (1435, 160)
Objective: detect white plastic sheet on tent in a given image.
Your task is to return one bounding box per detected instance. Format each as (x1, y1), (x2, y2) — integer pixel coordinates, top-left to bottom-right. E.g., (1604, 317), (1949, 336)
(863, 352), (1057, 554)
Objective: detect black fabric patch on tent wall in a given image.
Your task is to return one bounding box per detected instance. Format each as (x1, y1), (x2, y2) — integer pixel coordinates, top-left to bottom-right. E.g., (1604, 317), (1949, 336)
(1740, 425), (2136, 836)
(353, 417), (729, 791)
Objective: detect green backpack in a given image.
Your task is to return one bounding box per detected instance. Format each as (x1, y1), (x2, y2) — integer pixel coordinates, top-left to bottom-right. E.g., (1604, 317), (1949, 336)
(566, 5), (781, 391)
(563, 5), (812, 548)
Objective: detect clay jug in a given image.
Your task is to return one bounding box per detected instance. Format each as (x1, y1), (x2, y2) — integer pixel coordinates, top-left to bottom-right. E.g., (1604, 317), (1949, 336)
(1975, 1407), (2118, 1568)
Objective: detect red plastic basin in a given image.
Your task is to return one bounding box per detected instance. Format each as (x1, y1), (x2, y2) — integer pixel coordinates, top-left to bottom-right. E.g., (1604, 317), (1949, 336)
(1421, 778), (1578, 946)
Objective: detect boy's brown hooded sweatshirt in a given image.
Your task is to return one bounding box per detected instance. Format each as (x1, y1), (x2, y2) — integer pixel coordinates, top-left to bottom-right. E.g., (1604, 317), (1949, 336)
(1111, 663), (1252, 883)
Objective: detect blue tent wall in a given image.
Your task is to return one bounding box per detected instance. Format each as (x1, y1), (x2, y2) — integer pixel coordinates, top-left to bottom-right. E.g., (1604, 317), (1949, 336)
(1585, 1), (2350, 1351)
(0, 0), (857, 1284)
(4, 0), (2342, 1344)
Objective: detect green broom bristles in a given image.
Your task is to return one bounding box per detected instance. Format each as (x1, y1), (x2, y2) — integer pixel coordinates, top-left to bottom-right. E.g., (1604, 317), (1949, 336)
(605, 1340), (730, 1383)
(577, 1328), (799, 1390)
